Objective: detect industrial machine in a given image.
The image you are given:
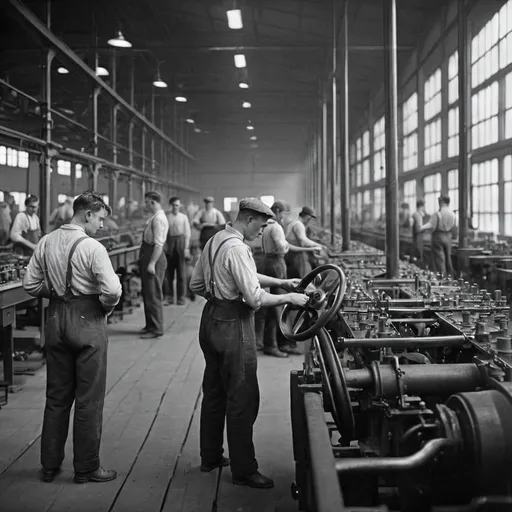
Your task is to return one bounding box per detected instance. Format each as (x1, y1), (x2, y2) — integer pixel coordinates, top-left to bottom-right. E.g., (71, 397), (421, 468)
(285, 244), (512, 512)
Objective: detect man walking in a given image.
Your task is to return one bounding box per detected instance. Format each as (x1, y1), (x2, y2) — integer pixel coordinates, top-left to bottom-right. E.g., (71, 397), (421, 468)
(23, 191), (121, 484)
(164, 196), (191, 305)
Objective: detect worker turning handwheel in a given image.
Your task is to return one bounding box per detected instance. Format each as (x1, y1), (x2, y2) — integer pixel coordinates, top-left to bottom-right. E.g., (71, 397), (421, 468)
(189, 197), (309, 489)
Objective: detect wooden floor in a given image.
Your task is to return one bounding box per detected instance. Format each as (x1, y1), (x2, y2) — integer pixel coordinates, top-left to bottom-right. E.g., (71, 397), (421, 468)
(0, 299), (302, 512)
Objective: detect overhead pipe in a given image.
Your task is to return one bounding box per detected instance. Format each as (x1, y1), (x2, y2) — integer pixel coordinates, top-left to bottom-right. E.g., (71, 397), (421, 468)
(339, 335), (466, 349)
(341, 0), (350, 251)
(383, 0), (400, 278)
(458, 0), (470, 252)
(7, 0), (193, 161)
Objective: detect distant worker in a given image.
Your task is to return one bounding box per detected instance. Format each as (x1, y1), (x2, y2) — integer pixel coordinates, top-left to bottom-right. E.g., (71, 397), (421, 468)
(139, 191), (169, 339)
(10, 194), (41, 256)
(49, 196), (74, 231)
(0, 202), (11, 246)
(192, 196), (226, 249)
(419, 195), (456, 277)
(411, 199), (429, 266)
(257, 201), (320, 358)
(190, 198), (308, 489)
(23, 191), (121, 484)
(164, 196), (191, 306)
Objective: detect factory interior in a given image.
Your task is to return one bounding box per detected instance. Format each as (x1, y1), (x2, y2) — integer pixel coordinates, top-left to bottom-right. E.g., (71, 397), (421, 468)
(2, 0), (512, 511)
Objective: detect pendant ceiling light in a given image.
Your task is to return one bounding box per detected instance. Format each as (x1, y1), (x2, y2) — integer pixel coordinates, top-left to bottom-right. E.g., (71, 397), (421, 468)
(107, 30), (132, 48)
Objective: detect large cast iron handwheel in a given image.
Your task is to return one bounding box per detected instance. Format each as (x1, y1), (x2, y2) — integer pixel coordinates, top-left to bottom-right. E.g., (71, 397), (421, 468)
(315, 326), (355, 442)
(280, 264), (346, 342)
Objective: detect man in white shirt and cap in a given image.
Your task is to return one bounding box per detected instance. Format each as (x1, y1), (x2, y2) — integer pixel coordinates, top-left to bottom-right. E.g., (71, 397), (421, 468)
(190, 197), (309, 489)
(139, 191), (169, 339)
(23, 190), (122, 484)
(192, 196), (226, 249)
(10, 194), (42, 256)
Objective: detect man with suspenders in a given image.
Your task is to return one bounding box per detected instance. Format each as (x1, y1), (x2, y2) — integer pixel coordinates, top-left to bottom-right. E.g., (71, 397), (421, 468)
(10, 194), (42, 256)
(190, 198), (309, 489)
(23, 191), (122, 484)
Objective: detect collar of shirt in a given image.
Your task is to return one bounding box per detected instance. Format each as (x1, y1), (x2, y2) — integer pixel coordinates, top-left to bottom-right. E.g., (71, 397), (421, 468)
(225, 223), (243, 241)
(266, 219), (277, 225)
(60, 224), (86, 233)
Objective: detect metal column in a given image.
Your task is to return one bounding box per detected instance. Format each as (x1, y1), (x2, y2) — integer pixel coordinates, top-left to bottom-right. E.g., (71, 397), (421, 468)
(341, 0), (350, 251)
(322, 97), (328, 225)
(110, 50), (118, 165)
(458, 0), (470, 251)
(330, 2), (338, 244)
(383, 0), (399, 278)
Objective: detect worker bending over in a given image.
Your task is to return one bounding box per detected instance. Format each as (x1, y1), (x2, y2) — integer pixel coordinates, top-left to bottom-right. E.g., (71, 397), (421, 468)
(23, 191), (122, 484)
(192, 196), (226, 249)
(419, 195), (456, 277)
(164, 196), (191, 305)
(10, 194), (41, 256)
(190, 198), (308, 489)
(139, 191), (169, 339)
(257, 201), (320, 358)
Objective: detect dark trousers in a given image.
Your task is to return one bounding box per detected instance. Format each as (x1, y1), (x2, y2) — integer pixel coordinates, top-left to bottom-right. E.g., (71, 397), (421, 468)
(199, 300), (259, 478)
(411, 236), (424, 266)
(255, 255), (287, 350)
(164, 235), (186, 300)
(285, 251), (311, 279)
(432, 232), (454, 277)
(140, 241), (167, 335)
(41, 296), (107, 474)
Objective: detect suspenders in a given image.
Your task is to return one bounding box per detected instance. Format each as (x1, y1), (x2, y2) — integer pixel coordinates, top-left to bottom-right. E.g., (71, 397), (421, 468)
(206, 235), (239, 301)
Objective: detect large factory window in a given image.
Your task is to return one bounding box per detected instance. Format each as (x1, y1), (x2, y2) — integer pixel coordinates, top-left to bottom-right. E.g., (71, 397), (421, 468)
(423, 173), (442, 214)
(499, 1), (512, 67)
(0, 146), (29, 168)
(57, 160), (72, 176)
(447, 169), (459, 213)
(373, 187), (385, 221)
(471, 82), (499, 150)
(425, 119), (442, 165)
(7, 148), (17, 167)
(76, 164), (83, 179)
(471, 12), (499, 88)
(18, 151), (29, 168)
(373, 116), (385, 182)
(403, 180), (416, 210)
(424, 69), (442, 166)
(0, 146), (5, 165)
(224, 197), (238, 212)
(402, 93), (418, 171)
(448, 51), (458, 105)
(260, 195), (274, 207)
(11, 192), (27, 211)
(503, 156), (512, 234)
(505, 71), (512, 139)
(472, 159), (499, 233)
(361, 130), (370, 185)
(448, 106), (459, 157)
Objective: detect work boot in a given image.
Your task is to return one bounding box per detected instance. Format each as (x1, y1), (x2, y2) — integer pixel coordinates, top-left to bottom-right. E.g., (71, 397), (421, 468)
(74, 467), (117, 484)
(41, 466), (61, 483)
(164, 296), (174, 306)
(200, 456), (231, 473)
(280, 344), (302, 355)
(263, 347), (288, 358)
(232, 471), (274, 489)
(177, 298), (186, 306)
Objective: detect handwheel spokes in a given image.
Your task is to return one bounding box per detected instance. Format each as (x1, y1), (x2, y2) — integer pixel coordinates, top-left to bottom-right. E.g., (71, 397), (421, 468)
(291, 308), (318, 334)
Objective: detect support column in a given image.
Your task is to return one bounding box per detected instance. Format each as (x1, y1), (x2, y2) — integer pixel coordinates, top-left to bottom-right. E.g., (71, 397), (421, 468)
(458, 0), (470, 251)
(383, 0), (399, 278)
(151, 91), (156, 174)
(109, 171), (118, 210)
(341, 0), (350, 251)
(111, 49), (118, 165)
(128, 58), (135, 169)
(89, 166), (99, 191)
(127, 176), (133, 201)
(141, 103), (146, 174)
(322, 96), (328, 226)
(330, 2), (338, 244)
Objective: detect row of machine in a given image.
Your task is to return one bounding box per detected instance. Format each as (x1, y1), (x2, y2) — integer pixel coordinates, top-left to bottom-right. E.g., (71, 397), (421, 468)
(285, 237), (512, 511)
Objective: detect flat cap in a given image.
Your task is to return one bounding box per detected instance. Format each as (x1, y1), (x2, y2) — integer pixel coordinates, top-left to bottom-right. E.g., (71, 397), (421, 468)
(271, 200), (290, 212)
(204, 196), (215, 203)
(299, 205), (316, 218)
(239, 197), (275, 218)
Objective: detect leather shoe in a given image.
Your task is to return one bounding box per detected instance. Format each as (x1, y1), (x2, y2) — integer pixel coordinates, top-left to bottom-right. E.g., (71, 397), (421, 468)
(200, 456), (231, 472)
(41, 466), (61, 483)
(75, 467), (117, 484)
(232, 471), (274, 489)
(140, 332), (161, 339)
(280, 345), (302, 355)
(263, 347), (288, 358)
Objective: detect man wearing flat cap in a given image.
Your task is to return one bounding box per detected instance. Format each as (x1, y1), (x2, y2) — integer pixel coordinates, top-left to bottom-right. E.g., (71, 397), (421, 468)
(190, 197), (309, 489)
(256, 200), (321, 358)
(192, 196), (226, 249)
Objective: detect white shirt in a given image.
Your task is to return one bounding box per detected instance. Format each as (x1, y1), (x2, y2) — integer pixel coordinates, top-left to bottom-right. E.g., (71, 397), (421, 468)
(192, 208), (226, 227)
(10, 212), (41, 243)
(143, 210), (169, 248)
(23, 224), (122, 310)
(190, 224), (266, 309)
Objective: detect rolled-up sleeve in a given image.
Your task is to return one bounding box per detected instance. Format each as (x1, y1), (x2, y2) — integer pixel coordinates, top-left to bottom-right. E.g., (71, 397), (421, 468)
(227, 246), (265, 309)
(216, 210), (226, 225)
(190, 258), (206, 296)
(10, 213), (29, 244)
(271, 224), (289, 254)
(23, 237), (46, 296)
(92, 245), (122, 309)
(153, 213), (169, 248)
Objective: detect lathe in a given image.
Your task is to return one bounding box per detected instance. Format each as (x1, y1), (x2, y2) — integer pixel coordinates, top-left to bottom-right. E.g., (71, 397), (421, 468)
(284, 244), (512, 512)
